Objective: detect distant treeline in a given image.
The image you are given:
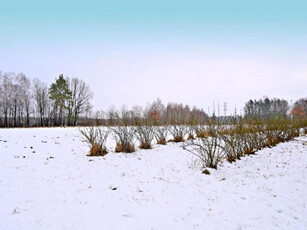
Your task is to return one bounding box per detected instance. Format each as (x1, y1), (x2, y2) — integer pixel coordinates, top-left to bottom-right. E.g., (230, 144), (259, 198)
(244, 97), (307, 120)
(0, 70), (306, 128)
(94, 98), (209, 126)
(94, 96), (307, 126)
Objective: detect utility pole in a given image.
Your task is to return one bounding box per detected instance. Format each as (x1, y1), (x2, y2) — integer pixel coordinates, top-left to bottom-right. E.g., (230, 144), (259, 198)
(223, 102), (227, 117)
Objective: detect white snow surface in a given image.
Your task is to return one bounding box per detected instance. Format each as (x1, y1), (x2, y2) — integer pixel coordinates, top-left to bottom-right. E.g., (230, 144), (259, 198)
(0, 127), (306, 230)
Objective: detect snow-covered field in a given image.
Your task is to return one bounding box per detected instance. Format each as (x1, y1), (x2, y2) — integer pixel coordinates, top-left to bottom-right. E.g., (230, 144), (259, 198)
(0, 127), (306, 230)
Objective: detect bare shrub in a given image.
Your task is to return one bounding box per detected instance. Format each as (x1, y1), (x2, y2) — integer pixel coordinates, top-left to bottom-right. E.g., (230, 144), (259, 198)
(284, 123), (299, 140)
(195, 124), (221, 138)
(262, 117), (296, 147)
(111, 126), (135, 153)
(242, 132), (260, 155)
(154, 125), (168, 145)
(276, 118), (299, 141)
(195, 126), (210, 138)
(264, 123), (281, 147)
(187, 113), (198, 140)
(183, 119), (223, 169)
(227, 118), (264, 156)
(79, 126), (109, 156)
(134, 122), (155, 149)
(115, 141), (135, 153)
(89, 142), (106, 156)
(183, 136), (223, 169)
(108, 107), (136, 153)
(220, 126), (243, 162)
(187, 125), (196, 140)
(238, 117), (298, 155)
(169, 125), (188, 142)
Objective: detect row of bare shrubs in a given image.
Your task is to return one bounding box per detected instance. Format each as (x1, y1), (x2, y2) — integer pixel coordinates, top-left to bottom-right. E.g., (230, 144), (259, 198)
(80, 117), (304, 172)
(183, 117), (302, 169)
(79, 124), (189, 156)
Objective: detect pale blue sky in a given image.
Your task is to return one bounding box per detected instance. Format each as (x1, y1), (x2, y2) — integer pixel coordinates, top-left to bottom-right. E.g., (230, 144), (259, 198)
(1, 0), (307, 113)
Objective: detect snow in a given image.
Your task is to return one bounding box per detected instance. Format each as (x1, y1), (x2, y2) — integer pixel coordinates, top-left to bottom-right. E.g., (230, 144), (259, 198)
(0, 127), (306, 230)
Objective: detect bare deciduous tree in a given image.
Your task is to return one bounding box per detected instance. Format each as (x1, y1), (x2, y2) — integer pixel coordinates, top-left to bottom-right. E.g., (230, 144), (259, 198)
(0, 73), (13, 127)
(0, 73), (32, 127)
(67, 77), (93, 126)
(33, 79), (50, 126)
(18, 74), (32, 126)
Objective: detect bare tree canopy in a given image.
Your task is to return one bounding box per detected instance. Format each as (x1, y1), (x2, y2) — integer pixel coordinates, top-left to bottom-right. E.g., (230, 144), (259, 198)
(66, 77), (93, 126)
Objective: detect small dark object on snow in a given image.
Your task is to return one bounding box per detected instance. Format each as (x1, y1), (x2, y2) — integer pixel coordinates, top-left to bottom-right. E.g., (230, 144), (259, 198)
(202, 169), (211, 175)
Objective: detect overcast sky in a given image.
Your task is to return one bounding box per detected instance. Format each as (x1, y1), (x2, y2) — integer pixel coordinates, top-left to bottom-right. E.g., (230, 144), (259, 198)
(0, 0), (306, 114)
